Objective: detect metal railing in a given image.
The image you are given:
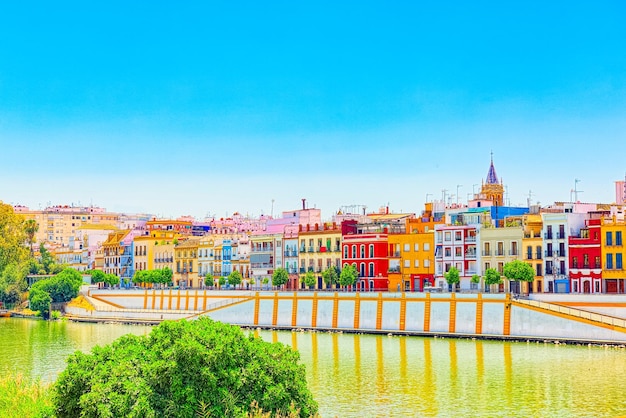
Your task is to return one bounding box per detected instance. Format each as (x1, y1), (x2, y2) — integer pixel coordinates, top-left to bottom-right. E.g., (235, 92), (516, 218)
(515, 299), (626, 330)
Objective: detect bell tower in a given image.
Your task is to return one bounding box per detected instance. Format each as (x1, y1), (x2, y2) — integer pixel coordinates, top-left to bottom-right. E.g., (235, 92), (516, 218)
(480, 152), (505, 206)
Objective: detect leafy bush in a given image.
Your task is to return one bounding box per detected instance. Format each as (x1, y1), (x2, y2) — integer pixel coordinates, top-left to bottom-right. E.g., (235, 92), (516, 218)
(53, 318), (318, 418)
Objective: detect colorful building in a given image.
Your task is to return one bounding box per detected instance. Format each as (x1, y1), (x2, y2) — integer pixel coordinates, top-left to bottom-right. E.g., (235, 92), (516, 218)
(522, 213), (544, 293)
(569, 216), (603, 293)
(298, 222), (342, 289)
(342, 221), (390, 291)
(601, 213), (626, 293)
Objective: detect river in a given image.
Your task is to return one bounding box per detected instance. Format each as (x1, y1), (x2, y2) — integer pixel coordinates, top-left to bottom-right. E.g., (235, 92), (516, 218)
(0, 318), (624, 417)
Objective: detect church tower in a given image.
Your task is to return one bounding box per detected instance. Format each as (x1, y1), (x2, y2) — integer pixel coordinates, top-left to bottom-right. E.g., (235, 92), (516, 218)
(480, 153), (505, 206)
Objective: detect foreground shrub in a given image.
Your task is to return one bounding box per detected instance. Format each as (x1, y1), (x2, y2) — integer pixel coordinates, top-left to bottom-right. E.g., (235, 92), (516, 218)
(0, 373), (53, 418)
(53, 317), (318, 417)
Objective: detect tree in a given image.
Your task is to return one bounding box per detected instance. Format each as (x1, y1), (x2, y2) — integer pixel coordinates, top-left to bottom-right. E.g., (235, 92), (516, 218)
(339, 264), (358, 290)
(471, 274), (481, 292)
(53, 317), (318, 417)
(444, 266), (460, 292)
(303, 271), (316, 289)
(29, 287), (51, 319)
(228, 270), (242, 289)
(24, 219), (39, 256)
(271, 267), (289, 289)
(322, 265), (338, 290)
(503, 260), (535, 294)
(0, 203), (29, 276)
(104, 273), (119, 288)
(160, 267), (173, 286)
(484, 268), (502, 293)
(218, 275), (226, 287)
(90, 270), (105, 286)
(133, 270), (147, 287)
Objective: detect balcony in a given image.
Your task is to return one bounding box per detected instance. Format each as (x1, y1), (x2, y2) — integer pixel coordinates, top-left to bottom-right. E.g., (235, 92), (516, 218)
(308, 246), (314, 252)
(495, 250), (505, 256)
(557, 232), (566, 239)
(545, 250), (553, 258)
(390, 251), (401, 258)
(509, 250), (518, 256)
(465, 252), (477, 259)
(525, 253), (533, 260)
(388, 267), (401, 273)
(482, 250), (491, 256)
(465, 236), (476, 242)
(544, 233), (553, 240)
(535, 253), (542, 260)
(300, 247), (306, 253)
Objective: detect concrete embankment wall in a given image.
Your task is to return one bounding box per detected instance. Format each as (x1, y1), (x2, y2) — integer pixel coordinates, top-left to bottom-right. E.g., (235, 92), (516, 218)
(80, 289), (626, 343)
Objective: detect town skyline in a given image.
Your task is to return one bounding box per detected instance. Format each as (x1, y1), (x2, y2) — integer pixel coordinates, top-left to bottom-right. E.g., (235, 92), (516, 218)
(1, 2), (625, 218)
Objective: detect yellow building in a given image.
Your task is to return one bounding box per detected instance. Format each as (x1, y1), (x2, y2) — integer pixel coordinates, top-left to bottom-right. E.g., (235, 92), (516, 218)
(480, 220), (523, 292)
(174, 238), (200, 288)
(601, 214), (626, 293)
(102, 230), (130, 276)
(522, 214), (544, 293)
(298, 223), (342, 289)
(133, 230), (179, 284)
(14, 205), (120, 248)
(388, 204), (441, 292)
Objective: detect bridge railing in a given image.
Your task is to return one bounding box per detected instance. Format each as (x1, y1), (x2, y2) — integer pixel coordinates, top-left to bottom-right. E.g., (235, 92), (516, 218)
(516, 299), (626, 329)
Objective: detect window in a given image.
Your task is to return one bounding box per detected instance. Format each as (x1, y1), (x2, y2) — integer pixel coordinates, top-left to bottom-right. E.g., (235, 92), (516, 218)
(526, 246), (533, 260)
(369, 263), (375, 277)
(424, 226), (429, 232)
(445, 248), (451, 257)
(424, 243), (430, 251)
(360, 245), (365, 258)
(404, 243), (410, 252)
(484, 262), (490, 270)
(617, 253), (623, 270)
(414, 259), (420, 267)
(536, 264), (542, 276)
(606, 253), (614, 269)
(424, 259), (430, 267)
(484, 242), (491, 256)
(617, 231), (623, 246)
(351, 245), (357, 258)
(445, 232), (451, 242)
(414, 243), (420, 251)
(497, 262), (504, 274)
(583, 253), (589, 268)
(572, 256), (578, 269)
(344, 246), (349, 258)
(511, 241), (518, 256)
(560, 260), (565, 274)
(404, 259), (410, 268)
(360, 263), (366, 277)
(595, 256), (601, 269)
(606, 232), (613, 246)
(497, 242), (504, 256)
(369, 244), (374, 258)
(455, 231), (462, 241)
(455, 247), (462, 257)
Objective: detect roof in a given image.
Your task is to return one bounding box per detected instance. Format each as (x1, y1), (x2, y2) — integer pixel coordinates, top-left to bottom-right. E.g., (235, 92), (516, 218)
(486, 156), (499, 184)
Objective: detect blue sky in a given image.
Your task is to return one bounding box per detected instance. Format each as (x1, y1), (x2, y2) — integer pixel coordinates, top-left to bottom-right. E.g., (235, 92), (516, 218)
(1, 2), (625, 219)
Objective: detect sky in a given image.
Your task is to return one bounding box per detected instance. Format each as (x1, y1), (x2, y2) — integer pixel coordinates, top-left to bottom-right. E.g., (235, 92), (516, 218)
(1, 2), (625, 219)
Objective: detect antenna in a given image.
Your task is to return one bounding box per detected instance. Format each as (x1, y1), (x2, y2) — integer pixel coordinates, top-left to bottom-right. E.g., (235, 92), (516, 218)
(527, 190), (533, 208)
(425, 193), (433, 203)
(573, 179), (583, 202)
(271, 199), (275, 218)
(456, 185), (463, 205)
(441, 189), (448, 205)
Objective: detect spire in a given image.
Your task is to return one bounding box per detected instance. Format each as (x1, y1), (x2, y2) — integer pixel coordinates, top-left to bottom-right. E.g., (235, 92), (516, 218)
(486, 152), (499, 185)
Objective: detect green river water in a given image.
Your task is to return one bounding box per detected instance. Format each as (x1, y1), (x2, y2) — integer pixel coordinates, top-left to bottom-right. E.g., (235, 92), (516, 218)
(0, 318), (624, 417)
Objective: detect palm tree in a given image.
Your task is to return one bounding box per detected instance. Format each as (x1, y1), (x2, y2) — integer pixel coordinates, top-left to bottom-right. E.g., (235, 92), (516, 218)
(24, 219), (39, 256)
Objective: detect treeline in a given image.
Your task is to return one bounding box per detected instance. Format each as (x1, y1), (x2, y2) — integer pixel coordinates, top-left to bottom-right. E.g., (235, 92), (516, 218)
(28, 269), (84, 318)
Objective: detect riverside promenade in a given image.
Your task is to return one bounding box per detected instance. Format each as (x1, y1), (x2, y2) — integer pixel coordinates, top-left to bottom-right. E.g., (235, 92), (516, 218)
(66, 287), (626, 344)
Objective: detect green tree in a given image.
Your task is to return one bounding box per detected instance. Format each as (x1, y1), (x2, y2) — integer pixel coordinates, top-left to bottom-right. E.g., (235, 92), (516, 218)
(471, 274), (481, 292)
(0, 203), (29, 276)
(503, 260), (535, 294)
(339, 264), (358, 289)
(53, 317), (318, 417)
(484, 268), (502, 293)
(303, 271), (316, 289)
(228, 270), (242, 289)
(104, 273), (119, 288)
(160, 267), (173, 286)
(133, 270), (147, 287)
(24, 219), (39, 256)
(322, 265), (338, 290)
(444, 266), (460, 292)
(271, 267), (289, 289)
(29, 287), (51, 319)
(218, 275), (226, 287)
(90, 270), (105, 285)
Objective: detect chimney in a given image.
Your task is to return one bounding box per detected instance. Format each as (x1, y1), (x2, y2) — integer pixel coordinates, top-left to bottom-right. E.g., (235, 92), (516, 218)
(302, 199), (306, 210)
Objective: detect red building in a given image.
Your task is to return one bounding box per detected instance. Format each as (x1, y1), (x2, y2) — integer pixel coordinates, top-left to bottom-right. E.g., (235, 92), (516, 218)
(569, 217), (602, 293)
(342, 221), (389, 291)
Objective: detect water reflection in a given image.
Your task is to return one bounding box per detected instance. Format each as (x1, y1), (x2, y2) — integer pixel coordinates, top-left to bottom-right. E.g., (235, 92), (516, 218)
(260, 331), (626, 418)
(1, 319), (625, 417)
